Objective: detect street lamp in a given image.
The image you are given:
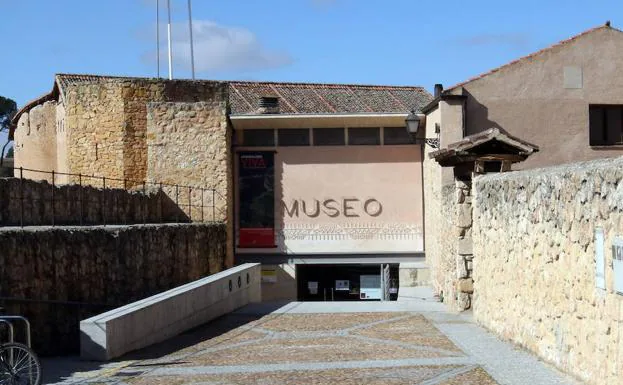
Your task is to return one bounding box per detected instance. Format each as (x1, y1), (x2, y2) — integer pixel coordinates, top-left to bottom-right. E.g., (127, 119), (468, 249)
(405, 110), (440, 148)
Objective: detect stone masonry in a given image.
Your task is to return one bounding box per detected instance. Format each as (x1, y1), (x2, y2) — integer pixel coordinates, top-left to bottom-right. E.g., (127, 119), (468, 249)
(473, 156), (623, 385)
(0, 223), (227, 356)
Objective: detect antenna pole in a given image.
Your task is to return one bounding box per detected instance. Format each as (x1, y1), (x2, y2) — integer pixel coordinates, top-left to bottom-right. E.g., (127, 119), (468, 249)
(188, 0), (195, 79)
(167, 0), (173, 80)
(156, 0), (160, 78)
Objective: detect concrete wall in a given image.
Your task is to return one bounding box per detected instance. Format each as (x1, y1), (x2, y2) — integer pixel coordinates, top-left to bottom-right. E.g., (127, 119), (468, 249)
(0, 223), (227, 356)
(81, 263), (261, 361)
(457, 26), (623, 169)
(473, 156), (623, 384)
(13, 101), (58, 182)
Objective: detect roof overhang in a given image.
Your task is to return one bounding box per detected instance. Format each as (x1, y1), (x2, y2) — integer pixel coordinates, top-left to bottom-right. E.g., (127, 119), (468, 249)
(229, 113), (409, 130)
(430, 128), (539, 167)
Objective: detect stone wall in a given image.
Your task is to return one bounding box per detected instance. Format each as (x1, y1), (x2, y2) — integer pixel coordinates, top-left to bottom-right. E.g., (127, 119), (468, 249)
(0, 223), (227, 356)
(0, 177), (189, 226)
(147, 100), (233, 265)
(473, 156), (623, 384)
(13, 101), (58, 182)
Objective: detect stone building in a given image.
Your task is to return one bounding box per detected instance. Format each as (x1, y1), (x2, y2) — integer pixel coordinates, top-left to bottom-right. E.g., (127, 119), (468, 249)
(422, 22), (623, 310)
(10, 75), (432, 300)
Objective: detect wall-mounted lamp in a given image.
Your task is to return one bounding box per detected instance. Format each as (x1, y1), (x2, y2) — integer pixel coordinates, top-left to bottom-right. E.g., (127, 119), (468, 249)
(405, 110), (440, 148)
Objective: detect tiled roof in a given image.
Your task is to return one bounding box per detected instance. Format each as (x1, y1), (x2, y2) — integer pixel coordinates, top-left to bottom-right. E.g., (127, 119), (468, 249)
(430, 128), (539, 166)
(228, 81), (432, 114)
(445, 23), (620, 93)
(10, 75), (431, 135)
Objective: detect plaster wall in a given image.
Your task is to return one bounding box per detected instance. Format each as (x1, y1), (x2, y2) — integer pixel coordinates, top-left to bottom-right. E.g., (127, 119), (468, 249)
(459, 27), (623, 169)
(473, 156), (623, 384)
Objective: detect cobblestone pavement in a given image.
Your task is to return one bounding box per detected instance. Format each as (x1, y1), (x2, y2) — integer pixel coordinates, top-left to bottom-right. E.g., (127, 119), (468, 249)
(42, 301), (582, 385)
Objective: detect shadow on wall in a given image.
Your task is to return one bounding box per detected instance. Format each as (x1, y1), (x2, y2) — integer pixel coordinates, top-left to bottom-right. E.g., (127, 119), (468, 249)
(464, 90), (504, 136)
(0, 178), (196, 226)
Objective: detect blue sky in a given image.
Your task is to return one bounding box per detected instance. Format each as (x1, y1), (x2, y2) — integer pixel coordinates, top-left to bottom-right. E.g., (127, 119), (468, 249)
(0, 0), (620, 145)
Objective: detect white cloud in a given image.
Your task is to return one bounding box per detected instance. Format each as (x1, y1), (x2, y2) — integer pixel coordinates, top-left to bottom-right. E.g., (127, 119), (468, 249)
(143, 20), (292, 73)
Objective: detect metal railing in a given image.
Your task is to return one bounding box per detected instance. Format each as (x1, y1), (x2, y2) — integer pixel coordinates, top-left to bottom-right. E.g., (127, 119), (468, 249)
(0, 165), (225, 227)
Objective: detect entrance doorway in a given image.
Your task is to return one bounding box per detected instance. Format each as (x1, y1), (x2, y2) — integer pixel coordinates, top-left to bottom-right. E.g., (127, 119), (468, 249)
(296, 264), (399, 301)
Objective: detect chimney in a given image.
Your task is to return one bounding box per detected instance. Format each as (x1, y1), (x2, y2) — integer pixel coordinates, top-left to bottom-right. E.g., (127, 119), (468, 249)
(434, 84), (443, 98)
(257, 95), (280, 114)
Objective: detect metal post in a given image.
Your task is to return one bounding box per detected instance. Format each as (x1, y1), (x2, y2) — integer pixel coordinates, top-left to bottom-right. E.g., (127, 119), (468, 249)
(19, 167), (23, 227)
(159, 182), (163, 223)
(187, 0), (195, 79)
(143, 182), (147, 225)
(102, 177), (106, 227)
(323, 288), (326, 302)
(188, 186), (192, 221)
(331, 288), (334, 301)
(156, 0), (160, 78)
(175, 184), (179, 222)
(51, 170), (55, 226)
(79, 174), (83, 225)
(212, 189), (215, 221)
(200, 188), (204, 222)
(166, 0), (173, 80)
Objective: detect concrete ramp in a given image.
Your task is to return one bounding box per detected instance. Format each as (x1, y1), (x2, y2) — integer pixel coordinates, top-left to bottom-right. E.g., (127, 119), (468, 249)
(80, 263), (261, 361)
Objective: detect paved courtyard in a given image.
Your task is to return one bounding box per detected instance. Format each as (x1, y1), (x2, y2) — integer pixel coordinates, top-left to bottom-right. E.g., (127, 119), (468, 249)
(42, 300), (582, 385)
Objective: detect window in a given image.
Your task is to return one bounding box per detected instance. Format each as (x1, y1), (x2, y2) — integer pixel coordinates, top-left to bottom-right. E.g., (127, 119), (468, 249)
(383, 127), (413, 145)
(348, 127), (380, 145)
(589, 105), (623, 146)
(241, 129), (275, 147)
(313, 128), (345, 146)
(278, 129), (310, 146)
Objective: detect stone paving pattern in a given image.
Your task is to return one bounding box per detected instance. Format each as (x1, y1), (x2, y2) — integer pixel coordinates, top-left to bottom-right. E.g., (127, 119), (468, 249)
(42, 302), (582, 385)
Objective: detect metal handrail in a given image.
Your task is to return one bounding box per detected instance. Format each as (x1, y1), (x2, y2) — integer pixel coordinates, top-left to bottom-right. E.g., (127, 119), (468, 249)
(0, 316), (31, 348)
(0, 320), (14, 344)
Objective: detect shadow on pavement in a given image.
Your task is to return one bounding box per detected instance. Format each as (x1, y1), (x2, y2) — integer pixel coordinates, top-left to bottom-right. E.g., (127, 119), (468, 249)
(41, 301), (292, 384)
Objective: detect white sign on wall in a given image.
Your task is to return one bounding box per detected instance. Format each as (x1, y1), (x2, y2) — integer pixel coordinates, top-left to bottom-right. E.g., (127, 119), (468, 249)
(613, 236), (623, 295)
(275, 146), (424, 254)
(595, 227), (606, 290)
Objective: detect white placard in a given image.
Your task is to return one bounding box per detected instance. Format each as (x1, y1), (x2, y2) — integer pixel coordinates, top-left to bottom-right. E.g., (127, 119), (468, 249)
(613, 236), (623, 295)
(595, 227), (606, 290)
(308, 281), (318, 295)
(335, 280), (350, 291)
(360, 275), (381, 300)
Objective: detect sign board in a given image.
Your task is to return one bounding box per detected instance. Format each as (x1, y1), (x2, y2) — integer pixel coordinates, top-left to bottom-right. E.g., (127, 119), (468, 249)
(613, 236), (623, 294)
(261, 269), (277, 283)
(276, 146), (424, 254)
(360, 275), (381, 300)
(308, 281), (318, 295)
(595, 227), (606, 290)
(335, 280), (350, 291)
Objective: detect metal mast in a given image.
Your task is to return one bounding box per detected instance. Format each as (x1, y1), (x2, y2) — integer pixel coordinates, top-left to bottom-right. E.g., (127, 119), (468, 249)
(188, 0), (195, 79)
(167, 0), (173, 80)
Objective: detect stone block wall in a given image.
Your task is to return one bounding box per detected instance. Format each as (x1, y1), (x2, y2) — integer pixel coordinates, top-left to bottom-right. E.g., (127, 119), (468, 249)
(147, 100), (232, 265)
(0, 177), (187, 226)
(473, 156), (623, 384)
(0, 223), (227, 356)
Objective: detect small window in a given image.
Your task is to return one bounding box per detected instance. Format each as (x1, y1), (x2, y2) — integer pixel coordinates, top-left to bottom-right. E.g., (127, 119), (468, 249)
(589, 105), (623, 146)
(278, 129), (310, 146)
(383, 127), (413, 145)
(348, 127), (380, 145)
(242, 129), (275, 147)
(313, 128), (345, 146)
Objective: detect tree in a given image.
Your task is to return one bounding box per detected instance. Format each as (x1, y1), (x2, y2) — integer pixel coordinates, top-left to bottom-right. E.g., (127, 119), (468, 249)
(5, 146), (13, 158)
(0, 95), (17, 134)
